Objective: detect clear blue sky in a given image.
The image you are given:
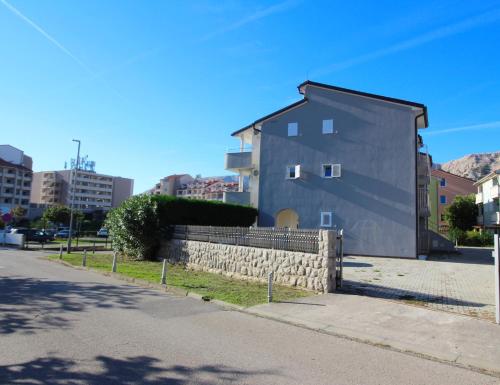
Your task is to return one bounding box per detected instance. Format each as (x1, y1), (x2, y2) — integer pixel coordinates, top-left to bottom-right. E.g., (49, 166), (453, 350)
(1, 0), (499, 193)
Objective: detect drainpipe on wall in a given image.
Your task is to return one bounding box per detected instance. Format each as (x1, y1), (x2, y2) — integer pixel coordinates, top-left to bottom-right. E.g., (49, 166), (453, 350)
(415, 112), (426, 259)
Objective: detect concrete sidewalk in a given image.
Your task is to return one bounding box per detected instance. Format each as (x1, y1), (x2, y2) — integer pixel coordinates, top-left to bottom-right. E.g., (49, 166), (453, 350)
(246, 293), (500, 375)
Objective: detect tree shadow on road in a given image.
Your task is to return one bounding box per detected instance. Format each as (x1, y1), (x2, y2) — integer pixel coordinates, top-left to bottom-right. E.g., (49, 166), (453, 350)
(0, 355), (277, 385)
(0, 276), (162, 335)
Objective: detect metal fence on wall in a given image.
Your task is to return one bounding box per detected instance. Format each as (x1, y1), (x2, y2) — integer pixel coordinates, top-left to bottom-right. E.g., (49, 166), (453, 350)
(172, 225), (320, 254)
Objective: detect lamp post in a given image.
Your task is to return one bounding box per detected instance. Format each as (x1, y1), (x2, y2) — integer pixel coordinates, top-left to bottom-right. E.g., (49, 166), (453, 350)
(67, 139), (81, 253)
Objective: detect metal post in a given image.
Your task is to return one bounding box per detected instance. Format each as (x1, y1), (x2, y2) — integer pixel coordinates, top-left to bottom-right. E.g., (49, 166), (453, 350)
(82, 249), (87, 267)
(267, 271), (273, 303)
(67, 139), (81, 253)
(161, 259), (167, 285)
(494, 234), (499, 325)
(93, 239), (96, 254)
(59, 243), (63, 259)
(112, 252), (117, 273)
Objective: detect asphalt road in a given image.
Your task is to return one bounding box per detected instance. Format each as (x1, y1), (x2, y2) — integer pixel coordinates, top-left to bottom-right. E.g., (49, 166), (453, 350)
(0, 248), (498, 385)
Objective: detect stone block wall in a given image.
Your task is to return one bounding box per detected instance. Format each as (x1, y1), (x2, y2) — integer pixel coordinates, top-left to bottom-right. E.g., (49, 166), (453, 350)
(161, 230), (336, 293)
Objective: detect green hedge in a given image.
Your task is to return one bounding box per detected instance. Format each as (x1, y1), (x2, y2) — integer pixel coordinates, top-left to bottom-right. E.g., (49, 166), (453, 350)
(106, 194), (257, 260)
(152, 195), (257, 227)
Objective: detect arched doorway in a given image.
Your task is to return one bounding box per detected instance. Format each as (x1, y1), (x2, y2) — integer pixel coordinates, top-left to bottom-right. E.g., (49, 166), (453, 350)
(275, 209), (299, 229)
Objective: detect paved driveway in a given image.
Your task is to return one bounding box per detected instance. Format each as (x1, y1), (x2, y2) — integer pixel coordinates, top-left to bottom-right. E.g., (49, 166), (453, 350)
(341, 247), (495, 320)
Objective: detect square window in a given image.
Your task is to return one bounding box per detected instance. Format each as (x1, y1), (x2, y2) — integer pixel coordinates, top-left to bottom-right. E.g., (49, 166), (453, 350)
(286, 165), (300, 179)
(320, 212), (332, 227)
(440, 195), (447, 204)
(288, 122), (298, 136)
(440, 178), (446, 187)
(322, 119), (334, 134)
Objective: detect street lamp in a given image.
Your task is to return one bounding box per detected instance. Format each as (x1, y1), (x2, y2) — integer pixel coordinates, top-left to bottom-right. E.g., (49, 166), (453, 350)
(67, 139), (81, 253)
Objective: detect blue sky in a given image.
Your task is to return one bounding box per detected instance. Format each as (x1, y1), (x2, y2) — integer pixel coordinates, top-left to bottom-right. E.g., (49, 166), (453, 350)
(1, 0), (499, 193)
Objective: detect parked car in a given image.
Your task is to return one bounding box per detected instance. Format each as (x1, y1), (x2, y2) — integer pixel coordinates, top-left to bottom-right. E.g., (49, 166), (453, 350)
(12, 228), (53, 243)
(97, 228), (108, 238)
(56, 229), (70, 238)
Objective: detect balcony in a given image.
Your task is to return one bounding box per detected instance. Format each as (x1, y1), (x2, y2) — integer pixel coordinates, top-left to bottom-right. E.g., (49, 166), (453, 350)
(417, 187), (430, 217)
(223, 191), (250, 205)
(475, 192), (483, 204)
(491, 185), (499, 199)
(225, 151), (252, 172)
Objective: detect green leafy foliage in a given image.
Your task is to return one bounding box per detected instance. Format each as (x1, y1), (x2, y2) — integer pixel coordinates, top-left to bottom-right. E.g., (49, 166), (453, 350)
(105, 194), (258, 260)
(152, 195), (258, 227)
(444, 195), (478, 231)
(42, 205), (83, 226)
(448, 228), (493, 246)
(105, 194), (160, 260)
(12, 205), (27, 219)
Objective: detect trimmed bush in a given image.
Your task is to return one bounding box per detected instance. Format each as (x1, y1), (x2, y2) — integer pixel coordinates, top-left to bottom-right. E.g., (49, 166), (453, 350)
(448, 227), (493, 247)
(152, 195), (257, 227)
(106, 194), (258, 260)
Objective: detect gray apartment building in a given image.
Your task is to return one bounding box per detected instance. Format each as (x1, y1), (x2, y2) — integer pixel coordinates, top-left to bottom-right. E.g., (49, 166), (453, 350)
(225, 81), (431, 258)
(0, 145), (33, 215)
(30, 169), (133, 212)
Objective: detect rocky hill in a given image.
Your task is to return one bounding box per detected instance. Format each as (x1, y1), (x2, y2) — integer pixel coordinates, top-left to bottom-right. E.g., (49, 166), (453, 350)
(440, 152), (500, 181)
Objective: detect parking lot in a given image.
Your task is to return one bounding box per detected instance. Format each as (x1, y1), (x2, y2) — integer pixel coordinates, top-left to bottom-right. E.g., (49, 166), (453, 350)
(341, 247), (495, 321)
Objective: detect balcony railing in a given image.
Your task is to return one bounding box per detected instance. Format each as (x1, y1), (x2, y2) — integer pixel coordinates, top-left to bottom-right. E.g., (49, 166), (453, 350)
(491, 185), (499, 199)
(225, 151), (252, 171)
(417, 187), (429, 217)
(223, 191), (250, 205)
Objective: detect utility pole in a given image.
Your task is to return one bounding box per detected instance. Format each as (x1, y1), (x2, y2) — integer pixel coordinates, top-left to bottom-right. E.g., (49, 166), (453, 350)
(67, 139), (81, 253)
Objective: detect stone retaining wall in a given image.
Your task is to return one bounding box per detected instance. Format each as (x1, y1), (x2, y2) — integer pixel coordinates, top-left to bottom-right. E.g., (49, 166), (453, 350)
(161, 230), (336, 292)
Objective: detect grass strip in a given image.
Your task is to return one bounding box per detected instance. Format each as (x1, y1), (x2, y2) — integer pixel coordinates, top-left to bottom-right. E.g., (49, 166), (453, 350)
(47, 253), (313, 307)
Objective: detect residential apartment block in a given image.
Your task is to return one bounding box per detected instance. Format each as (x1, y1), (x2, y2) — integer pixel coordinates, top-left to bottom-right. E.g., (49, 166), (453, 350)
(225, 80), (431, 258)
(30, 169), (133, 212)
(474, 169), (500, 229)
(0, 145), (33, 213)
(147, 174), (239, 201)
(429, 169), (475, 232)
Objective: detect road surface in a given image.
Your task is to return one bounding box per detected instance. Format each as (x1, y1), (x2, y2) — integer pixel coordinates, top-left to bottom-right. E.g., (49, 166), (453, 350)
(0, 248), (497, 385)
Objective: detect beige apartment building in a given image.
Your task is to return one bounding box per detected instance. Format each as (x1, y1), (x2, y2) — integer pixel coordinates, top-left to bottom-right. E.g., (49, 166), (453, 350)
(0, 145), (33, 214)
(31, 169), (133, 212)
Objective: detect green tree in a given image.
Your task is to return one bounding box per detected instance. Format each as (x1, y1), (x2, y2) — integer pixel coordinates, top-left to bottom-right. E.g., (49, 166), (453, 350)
(12, 205), (27, 220)
(445, 194), (478, 231)
(42, 205), (83, 226)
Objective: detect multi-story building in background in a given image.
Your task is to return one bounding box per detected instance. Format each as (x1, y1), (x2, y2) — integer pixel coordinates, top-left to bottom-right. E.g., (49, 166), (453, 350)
(474, 168), (500, 229)
(146, 174), (240, 202)
(30, 169), (133, 212)
(428, 169), (475, 233)
(0, 145), (33, 214)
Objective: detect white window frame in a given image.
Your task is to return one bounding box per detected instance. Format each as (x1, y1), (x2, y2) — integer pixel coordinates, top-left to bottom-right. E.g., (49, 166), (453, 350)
(286, 165), (300, 179)
(320, 211), (332, 227)
(288, 122), (298, 137)
(322, 163), (341, 178)
(322, 119), (334, 134)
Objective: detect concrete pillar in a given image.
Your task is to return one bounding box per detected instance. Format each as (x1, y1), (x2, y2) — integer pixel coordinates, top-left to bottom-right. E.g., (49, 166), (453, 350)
(319, 230), (336, 293)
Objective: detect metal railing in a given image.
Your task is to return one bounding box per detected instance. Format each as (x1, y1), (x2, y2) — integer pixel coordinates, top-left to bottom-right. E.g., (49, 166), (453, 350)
(172, 225), (319, 254)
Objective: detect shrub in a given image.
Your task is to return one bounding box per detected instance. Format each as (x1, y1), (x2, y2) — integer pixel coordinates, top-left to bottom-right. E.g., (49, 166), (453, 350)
(105, 195), (160, 260)
(152, 195), (258, 227)
(448, 227), (493, 247)
(444, 195), (477, 231)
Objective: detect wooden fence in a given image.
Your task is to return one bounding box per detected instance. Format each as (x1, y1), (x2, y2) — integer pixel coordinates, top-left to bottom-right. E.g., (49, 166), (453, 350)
(172, 225), (320, 254)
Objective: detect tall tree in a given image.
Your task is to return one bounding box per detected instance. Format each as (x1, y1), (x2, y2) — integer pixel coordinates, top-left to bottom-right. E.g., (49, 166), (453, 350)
(445, 194), (478, 231)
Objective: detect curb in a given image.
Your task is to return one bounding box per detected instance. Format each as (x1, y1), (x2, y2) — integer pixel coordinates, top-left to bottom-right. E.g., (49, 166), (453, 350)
(45, 257), (499, 379)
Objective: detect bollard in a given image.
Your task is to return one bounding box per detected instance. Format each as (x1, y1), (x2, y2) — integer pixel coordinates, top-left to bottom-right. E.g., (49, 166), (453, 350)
(267, 271), (273, 303)
(494, 234), (499, 325)
(82, 249), (87, 267)
(112, 252), (117, 273)
(160, 259), (167, 285)
(59, 244), (63, 259)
